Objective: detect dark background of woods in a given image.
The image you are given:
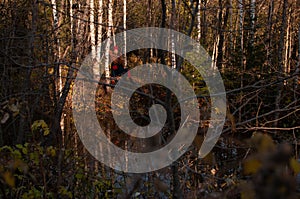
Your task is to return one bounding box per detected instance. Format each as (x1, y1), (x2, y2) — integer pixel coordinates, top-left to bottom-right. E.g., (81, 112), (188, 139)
(0, 0), (300, 198)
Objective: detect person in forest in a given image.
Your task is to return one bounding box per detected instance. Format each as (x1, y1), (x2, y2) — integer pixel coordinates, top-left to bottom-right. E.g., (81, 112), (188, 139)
(109, 45), (127, 77)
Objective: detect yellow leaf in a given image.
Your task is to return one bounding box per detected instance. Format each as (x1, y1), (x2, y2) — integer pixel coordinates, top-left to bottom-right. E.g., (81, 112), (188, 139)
(243, 158), (262, 174)
(290, 158), (300, 174)
(46, 146), (56, 157)
(3, 171), (15, 187)
(250, 133), (275, 152)
(31, 120), (50, 136)
(43, 129), (50, 136)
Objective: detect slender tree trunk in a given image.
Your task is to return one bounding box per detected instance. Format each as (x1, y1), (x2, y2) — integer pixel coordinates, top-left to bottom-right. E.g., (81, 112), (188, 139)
(249, 0), (255, 49)
(295, 23), (300, 96)
(211, 35), (219, 70)
(284, 7), (291, 76)
(229, 0), (233, 52)
(247, 0), (256, 69)
(123, 0), (127, 68)
(90, 0), (96, 58)
(202, 0), (207, 46)
(159, 0), (166, 65)
(266, 0), (274, 72)
(238, 0), (244, 123)
(50, 0), (64, 145)
(274, 0), (288, 130)
(216, 0), (229, 71)
(97, 0), (103, 57)
(103, 0), (113, 94)
(105, 0), (113, 78)
(171, 0), (176, 69)
(92, 0), (103, 77)
(148, 0), (154, 58)
(197, 0), (201, 43)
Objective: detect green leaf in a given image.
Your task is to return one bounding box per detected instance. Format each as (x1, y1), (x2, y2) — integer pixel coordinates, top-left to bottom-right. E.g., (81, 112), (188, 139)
(75, 173), (84, 179)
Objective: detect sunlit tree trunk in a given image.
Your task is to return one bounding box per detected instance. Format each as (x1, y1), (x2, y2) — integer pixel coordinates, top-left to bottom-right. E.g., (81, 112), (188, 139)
(170, 0), (176, 69)
(202, 0), (207, 46)
(50, 0), (65, 145)
(216, 0), (229, 71)
(69, 0), (80, 180)
(123, 0), (127, 68)
(97, 0), (103, 58)
(90, 0), (96, 58)
(105, 0), (113, 79)
(284, 7), (292, 76)
(211, 35), (219, 70)
(197, 0), (201, 43)
(147, 0), (153, 58)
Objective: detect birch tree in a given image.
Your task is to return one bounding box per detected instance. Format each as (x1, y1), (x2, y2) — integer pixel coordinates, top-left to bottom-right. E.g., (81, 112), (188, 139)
(90, 0), (96, 59)
(197, 0), (201, 43)
(105, 0), (113, 79)
(170, 0), (176, 69)
(123, 0), (127, 68)
(97, 0), (103, 60)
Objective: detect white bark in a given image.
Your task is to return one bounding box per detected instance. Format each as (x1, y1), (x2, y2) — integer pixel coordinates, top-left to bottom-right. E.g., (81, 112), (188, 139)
(90, 0), (96, 58)
(97, 0), (103, 59)
(284, 7), (291, 75)
(90, 0), (100, 78)
(211, 35), (219, 70)
(51, 0), (61, 93)
(197, 0), (201, 43)
(123, 0), (127, 68)
(51, 0), (65, 142)
(171, 0), (176, 69)
(105, 0), (113, 78)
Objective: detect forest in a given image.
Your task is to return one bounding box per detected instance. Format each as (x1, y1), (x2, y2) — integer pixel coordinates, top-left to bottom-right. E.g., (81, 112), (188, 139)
(0, 0), (300, 198)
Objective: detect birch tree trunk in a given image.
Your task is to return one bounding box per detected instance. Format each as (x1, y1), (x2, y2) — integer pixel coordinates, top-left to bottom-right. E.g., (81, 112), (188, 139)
(90, 0), (96, 59)
(123, 0), (127, 68)
(171, 0), (176, 69)
(197, 0), (201, 43)
(202, 0), (207, 46)
(105, 0), (113, 79)
(216, 0), (229, 71)
(50, 0), (64, 144)
(284, 7), (291, 76)
(98, 0), (103, 58)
